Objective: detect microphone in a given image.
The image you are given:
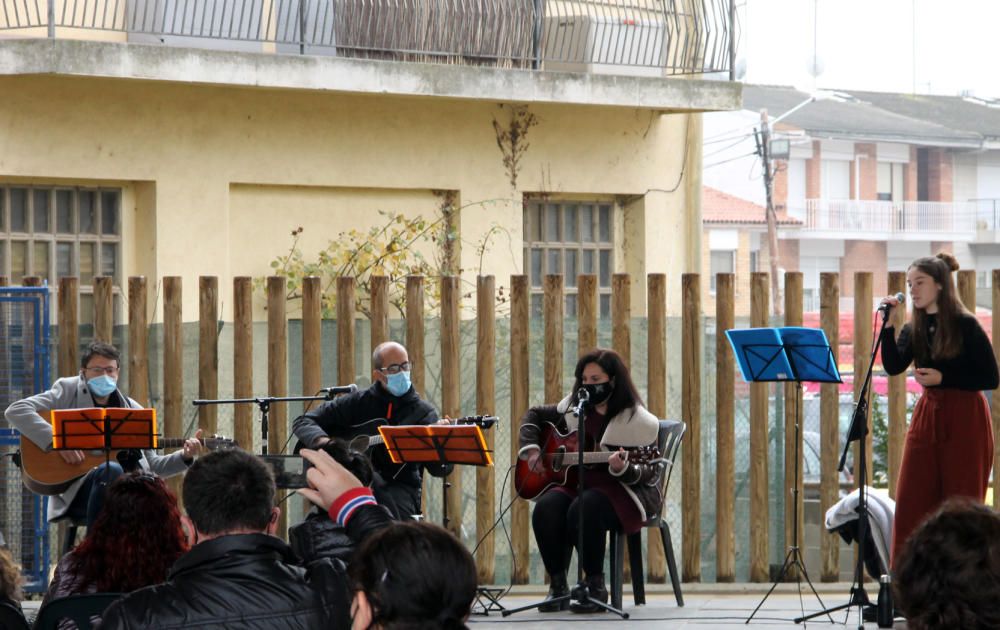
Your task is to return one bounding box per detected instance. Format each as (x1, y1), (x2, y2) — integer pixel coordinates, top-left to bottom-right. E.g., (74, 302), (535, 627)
(577, 387), (590, 403)
(877, 292), (906, 317)
(321, 384), (358, 398)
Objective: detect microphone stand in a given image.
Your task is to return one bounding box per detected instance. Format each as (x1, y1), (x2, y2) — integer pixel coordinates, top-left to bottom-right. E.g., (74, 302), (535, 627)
(796, 308), (890, 627)
(194, 393), (333, 455)
(503, 388), (629, 619)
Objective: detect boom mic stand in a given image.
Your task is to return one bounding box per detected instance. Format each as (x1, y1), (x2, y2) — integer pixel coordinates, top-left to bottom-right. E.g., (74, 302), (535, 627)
(795, 311), (890, 628)
(194, 392), (335, 455)
(502, 388), (629, 619)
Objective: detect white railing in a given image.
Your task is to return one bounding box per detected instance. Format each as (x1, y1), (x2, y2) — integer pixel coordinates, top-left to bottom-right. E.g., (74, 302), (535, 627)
(798, 199), (978, 236)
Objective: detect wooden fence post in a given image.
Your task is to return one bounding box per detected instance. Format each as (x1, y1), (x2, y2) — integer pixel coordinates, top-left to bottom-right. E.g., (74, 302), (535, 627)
(163, 277), (183, 495)
(958, 269), (976, 311)
(199, 276), (219, 435)
(783, 271), (804, 576)
(337, 277), (356, 387)
(647, 274), (668, 582)
(94, 276), (113, 343)
(59, 277), (79, 378)
(887, 271), (907, 498)
(475, 276), (496, 584)
(820, 272), (840, 582)
(749, 272), (769, 583)
(127, 278), (149, 406)
(405, 277), (428, 515)
(302, 277), (323, 398)
(370, 275), (389, 352)
(578, 275), (597, 354)
(441, 276), (462, 536)
(612, 274), (630, 366)
(681, 273), (701, 582)
(234, 277), (254, 451)
(854, 273), (874, 486)
(509, 275), (530, 583)
(267, 276), (289, 536)
(715, 272), (735, 582)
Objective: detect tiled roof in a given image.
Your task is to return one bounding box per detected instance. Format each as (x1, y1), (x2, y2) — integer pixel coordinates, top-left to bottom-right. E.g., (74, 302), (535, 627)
(741, 85), (983, 148)
(703, 187), (802, 226)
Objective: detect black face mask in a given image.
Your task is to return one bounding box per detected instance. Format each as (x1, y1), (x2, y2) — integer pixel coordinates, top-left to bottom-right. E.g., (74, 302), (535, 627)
(581, 382), (613, 405)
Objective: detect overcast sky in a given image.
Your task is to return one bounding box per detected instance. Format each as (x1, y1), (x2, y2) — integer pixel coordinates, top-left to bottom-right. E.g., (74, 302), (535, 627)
(741, 0), (1000, 98)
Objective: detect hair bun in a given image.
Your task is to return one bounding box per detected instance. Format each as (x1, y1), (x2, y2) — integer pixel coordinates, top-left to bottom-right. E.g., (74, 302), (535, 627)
(936, 252), (960, 272)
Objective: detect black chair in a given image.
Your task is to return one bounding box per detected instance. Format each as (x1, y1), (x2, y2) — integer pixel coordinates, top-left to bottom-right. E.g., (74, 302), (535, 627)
(61, 518), (86, 556)
(0, 600), (29, 630)
(32, 593), (122, 630)
(608, 419), (685, 609)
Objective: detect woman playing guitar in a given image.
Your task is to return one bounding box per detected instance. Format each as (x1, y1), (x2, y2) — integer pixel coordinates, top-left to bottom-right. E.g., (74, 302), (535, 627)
(517, 348), (660, 614)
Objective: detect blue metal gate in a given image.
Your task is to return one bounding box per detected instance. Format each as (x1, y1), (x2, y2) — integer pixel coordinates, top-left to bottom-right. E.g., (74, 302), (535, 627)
(0, 286), (52, 592)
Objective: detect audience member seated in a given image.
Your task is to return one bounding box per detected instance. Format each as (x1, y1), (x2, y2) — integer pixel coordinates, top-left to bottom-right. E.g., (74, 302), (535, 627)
(894, 498), (1000, 630)
(289, 440), (377, 563)
(42, 473), (187, 628)
(348, 521), (478, 630)
(0, 545), (25, 622)
(99, 448), (393, 629)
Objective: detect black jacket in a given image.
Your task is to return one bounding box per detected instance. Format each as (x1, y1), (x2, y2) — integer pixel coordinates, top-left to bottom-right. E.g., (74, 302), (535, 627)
(292, 382), (451, 491)
(98, 505), (391, 630)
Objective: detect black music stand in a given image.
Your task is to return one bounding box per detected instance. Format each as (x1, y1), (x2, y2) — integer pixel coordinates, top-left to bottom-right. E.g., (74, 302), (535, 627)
(379, 423), (503, 614)
(725, 327), (841, 624)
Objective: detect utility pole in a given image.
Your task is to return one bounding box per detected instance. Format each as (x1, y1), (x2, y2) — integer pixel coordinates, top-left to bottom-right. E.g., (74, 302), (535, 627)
(756, 109), (783, 316)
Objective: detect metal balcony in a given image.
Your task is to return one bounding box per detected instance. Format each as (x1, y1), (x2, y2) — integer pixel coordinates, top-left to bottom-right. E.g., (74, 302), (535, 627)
(794, 199), (978, 241)
(0, 0), (737, 76)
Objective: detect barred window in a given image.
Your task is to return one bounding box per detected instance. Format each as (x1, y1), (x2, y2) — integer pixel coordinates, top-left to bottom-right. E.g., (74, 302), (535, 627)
(523, 200), (615, 319)
(0, 186), (122, 324)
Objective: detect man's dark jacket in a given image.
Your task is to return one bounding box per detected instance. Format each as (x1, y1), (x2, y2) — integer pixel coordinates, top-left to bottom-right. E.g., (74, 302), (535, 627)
(98, 506), (390, 629)
(292, 382), (451, 517)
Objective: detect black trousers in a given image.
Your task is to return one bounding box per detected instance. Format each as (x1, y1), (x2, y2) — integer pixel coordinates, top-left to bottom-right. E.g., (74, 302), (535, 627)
(532, 489), (622, 577)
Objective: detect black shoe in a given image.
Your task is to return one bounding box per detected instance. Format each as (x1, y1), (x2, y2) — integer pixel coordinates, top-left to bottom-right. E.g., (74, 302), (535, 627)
(538, 573), (570, 612)
(570, 574), (609, 614)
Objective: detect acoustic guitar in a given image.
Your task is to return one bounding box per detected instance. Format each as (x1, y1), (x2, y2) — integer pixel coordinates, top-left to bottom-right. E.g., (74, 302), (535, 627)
(19, 434), (238, 495)
(514, 422), (660, 501)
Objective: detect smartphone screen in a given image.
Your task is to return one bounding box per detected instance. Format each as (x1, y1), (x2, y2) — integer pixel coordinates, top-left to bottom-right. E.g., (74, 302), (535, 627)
(259, 455), (307, 489)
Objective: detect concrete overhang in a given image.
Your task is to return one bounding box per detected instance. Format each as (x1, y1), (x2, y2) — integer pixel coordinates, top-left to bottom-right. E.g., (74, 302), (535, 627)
(0, 38), (741, 112)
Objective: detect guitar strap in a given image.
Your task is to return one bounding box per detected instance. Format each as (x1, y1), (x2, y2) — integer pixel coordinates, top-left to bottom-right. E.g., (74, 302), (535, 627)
(386, 402), (393, 420)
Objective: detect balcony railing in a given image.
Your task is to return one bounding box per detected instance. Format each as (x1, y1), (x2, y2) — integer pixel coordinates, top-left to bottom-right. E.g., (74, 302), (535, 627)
(797, 199), (978, 237)
(0, 0), (736, 76)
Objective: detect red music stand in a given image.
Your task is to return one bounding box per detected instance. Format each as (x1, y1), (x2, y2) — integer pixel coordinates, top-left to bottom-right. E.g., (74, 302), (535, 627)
(51, 408), (158, 451)
(378, 423), (493, 468)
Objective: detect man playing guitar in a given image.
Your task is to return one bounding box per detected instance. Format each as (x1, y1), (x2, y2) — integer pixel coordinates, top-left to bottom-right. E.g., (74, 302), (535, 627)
(5, 342), (202, 526)
(291, 341), (452, 520)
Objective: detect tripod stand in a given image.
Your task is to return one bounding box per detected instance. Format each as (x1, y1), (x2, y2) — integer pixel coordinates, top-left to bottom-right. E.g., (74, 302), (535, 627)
(726, 327), (841, 624)
(502, 388), (629, 619)
(795, 312), (891, 628)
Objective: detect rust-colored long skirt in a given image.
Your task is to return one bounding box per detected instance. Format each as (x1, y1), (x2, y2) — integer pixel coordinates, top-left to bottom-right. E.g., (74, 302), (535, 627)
(891, 387), (994, 568)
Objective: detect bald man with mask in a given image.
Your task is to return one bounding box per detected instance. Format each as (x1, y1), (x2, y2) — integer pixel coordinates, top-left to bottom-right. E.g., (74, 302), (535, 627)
(292, 342), (452, 519)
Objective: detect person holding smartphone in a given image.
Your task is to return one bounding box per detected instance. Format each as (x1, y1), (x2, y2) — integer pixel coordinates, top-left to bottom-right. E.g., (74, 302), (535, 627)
(879, 252), (999, 567)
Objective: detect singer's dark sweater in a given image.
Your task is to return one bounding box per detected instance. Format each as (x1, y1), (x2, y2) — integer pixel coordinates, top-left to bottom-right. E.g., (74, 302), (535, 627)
(880, 313), (999, 391)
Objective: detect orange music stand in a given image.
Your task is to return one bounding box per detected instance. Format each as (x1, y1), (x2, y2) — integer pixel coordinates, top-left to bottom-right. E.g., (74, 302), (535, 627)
(378, 423), (493, 468)
(51, 407), (158, 451)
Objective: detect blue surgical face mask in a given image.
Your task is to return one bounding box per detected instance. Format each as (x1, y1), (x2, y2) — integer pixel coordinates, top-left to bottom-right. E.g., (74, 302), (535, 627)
(87, 374), (118, 398)
(385, 370), (412, 397)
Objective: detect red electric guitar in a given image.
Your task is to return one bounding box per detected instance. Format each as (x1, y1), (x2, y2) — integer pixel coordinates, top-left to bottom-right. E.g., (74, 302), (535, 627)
(514, 422), (660, 500)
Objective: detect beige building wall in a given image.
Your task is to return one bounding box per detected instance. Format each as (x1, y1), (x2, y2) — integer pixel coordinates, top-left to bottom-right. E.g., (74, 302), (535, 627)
(0, 75), (697, 320)
(701, 228), (754, 318)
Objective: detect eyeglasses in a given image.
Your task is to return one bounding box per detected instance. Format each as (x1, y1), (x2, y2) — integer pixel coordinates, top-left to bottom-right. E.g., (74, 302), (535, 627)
(83, 366), (119, 376)
(376, 362), (411, 375)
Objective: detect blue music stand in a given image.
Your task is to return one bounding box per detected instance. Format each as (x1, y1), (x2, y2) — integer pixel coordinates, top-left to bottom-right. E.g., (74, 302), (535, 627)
(726, 326), (841, 384)
(726, 327), (840, 623)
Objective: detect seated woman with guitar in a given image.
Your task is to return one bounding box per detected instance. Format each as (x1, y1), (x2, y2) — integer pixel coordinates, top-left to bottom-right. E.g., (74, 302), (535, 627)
(517, 348), (660, 614)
